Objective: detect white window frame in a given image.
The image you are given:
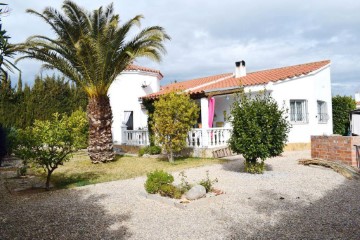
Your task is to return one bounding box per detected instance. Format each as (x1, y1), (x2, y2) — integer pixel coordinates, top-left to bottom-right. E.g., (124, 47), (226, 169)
(317, 100), (328, 124)
(290, 100), (308, 124)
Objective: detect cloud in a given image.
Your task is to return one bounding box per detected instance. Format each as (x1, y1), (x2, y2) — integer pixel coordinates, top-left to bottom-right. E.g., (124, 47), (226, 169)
(3, 0), (360, 96)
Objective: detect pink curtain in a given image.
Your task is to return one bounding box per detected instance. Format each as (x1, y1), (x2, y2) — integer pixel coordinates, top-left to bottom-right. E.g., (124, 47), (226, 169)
(208, 97), (215, 128)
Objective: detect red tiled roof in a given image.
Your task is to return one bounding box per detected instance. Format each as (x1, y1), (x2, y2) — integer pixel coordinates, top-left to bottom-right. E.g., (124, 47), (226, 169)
(145, 73), (232, 99)
(144, 60), (330, 99)
(125, 64), (163, 77)
(198, 60), (330, 94)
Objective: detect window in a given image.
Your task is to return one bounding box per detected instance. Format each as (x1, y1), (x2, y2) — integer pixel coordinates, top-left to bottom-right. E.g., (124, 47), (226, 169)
(317, 101), (328, 123)
(124, 111), (134, 130)
(290, 100), (308, 123)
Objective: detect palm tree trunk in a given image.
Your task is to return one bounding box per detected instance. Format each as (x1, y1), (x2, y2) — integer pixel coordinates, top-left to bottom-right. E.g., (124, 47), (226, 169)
(87, 95), (115, 163)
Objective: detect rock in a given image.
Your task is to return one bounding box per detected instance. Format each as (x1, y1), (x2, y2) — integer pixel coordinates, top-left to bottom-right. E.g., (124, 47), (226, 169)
(185, 185), (206, 200)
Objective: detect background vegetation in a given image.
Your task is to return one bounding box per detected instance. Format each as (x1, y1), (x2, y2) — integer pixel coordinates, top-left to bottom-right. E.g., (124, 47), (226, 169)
(332, 95), (356, 135)
(0, 74), (87, 129)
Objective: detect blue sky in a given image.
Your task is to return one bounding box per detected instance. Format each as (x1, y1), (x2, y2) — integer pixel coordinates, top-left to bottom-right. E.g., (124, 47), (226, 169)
(2, 0), (360, 96)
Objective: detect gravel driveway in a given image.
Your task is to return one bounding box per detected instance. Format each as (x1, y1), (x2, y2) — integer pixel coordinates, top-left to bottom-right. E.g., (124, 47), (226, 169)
(1, 150), (359, 239)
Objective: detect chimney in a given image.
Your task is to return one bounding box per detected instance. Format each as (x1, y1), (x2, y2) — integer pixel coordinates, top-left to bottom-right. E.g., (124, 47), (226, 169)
(235, 60), (246, 78)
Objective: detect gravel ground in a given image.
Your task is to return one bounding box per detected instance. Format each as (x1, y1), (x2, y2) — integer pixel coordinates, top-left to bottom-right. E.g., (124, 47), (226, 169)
(1, 150), (359, 240)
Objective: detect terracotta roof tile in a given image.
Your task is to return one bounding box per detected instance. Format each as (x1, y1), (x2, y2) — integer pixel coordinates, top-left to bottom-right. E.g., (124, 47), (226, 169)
(144, 60), (330, 99)
(145, 73), (232, 99)
(125, 64), (163, 77)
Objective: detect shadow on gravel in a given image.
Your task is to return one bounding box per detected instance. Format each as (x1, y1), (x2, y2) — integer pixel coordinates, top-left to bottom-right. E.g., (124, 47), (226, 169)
(221, 158), (273, 173)
(0, 189), (131, 239)
(227, 180), (360, 239)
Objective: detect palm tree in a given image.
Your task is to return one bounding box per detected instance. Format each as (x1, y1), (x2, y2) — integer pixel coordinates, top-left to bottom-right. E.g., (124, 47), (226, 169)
(0, 3), (20, 79)
(17, 1), (170, 163)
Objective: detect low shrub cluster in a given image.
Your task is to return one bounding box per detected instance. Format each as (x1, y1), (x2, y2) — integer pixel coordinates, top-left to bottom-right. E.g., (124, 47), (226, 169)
(198, 170), (218, 193)
(139, 145), (162, 156)
(144, 170), (182, 199)
(145, 170), (219, 199)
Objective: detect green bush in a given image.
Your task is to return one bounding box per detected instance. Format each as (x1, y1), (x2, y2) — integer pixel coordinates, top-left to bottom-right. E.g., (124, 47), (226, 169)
(159, 184), (182, 199)
(138, 148), (146, 157)
(139, 145), (162, 156)
(198, 171), (218, 192)
(229, 90), (290, 174)
(244, 160), (265, 174)
(148, 146), (161, 155)
(144, 170), (174, 194)
(332, 95), (356, 135)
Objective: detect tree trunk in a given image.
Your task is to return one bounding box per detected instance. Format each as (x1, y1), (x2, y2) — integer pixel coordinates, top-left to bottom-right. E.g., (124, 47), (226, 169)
(45, 170), (53, 191)
(168, 150), (174, 163)
(87, 95), (115, 163)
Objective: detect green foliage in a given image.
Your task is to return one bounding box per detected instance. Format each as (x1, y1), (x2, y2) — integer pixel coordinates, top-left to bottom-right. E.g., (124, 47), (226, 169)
(0, 75), (87, 129)
(198, 171), (218, 192)
(178, 171), (192, 193)
(138, 145), (162, 156)
(332, 95), (356, 135)
(159, 184), (182, 199)
(244, 160), (265, 174)
(144, 170), (174, 194)
(152, 92), (199, 163)
(229, 90), (291, 174)
(68, 109), (88, 149)
(17, 1), (170, 98)
(13, 113), (77, 190)
(0, 3), (20, 78)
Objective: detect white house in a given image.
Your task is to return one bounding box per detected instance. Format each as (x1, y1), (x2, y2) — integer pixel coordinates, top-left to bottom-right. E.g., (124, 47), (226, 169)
(108, 64), (163, 145)
(109, 60), (333, 151)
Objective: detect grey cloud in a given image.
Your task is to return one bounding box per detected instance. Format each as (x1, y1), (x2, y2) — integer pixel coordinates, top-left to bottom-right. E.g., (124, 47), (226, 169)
(4, 0), (360, 96)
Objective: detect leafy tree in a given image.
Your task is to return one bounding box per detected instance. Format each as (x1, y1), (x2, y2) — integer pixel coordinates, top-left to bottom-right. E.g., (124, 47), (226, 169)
(229, 91), (291, 173)
(17, 1), (170, 163)
(68, 109), (88, 149)
(332, 95), (356, 135)
(14, 113), (76, 190)
(152, 92), (199, 163)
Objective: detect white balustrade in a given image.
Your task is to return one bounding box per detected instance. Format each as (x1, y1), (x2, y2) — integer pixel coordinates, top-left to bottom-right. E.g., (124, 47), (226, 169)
(124, 127), (231, 148)
(124, 130), (149, 146)
(187, 128), (203, 148)
(206, 128), (232, 147)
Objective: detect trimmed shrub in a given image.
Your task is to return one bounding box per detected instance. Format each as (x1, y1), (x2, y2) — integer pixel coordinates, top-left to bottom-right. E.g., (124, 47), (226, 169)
(144, 170), (174, 194)
(138, 145), (162, 157)
(159, 184), (182, 199)
(229, 90), (291, 174)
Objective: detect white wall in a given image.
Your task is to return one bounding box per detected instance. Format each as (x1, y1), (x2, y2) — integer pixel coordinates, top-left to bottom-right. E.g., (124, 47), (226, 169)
(209, 65), (333, 143)
(108, 71), (161, 143)
(270, 65), (333, 143)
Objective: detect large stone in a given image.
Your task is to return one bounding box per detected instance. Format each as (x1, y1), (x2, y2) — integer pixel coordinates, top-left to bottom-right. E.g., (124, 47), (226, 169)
(185, 184), (206, 200)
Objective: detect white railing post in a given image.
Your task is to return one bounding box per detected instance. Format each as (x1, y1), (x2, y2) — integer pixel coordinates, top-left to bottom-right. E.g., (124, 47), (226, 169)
(121, 124), (128, 144)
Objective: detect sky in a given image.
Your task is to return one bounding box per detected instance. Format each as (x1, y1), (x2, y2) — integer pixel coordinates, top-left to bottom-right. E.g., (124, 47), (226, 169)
(2, 0), (360, 96)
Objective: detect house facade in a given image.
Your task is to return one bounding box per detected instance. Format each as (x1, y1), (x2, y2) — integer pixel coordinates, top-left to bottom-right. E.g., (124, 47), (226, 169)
(108, 64), (163, 145)
(109, 60), (333, 150)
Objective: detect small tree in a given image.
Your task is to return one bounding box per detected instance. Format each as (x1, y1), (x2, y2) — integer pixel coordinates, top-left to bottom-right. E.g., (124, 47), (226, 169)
(68, 109), (88, 149)
(332, 95), (356, 135)
(152, 92), (199, 163)
(14, 113), (76, 190)
(229, 91), (291, 173)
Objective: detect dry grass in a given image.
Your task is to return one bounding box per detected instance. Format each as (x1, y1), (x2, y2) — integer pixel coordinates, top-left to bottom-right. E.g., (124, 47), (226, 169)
(43, 152), (227, 189)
